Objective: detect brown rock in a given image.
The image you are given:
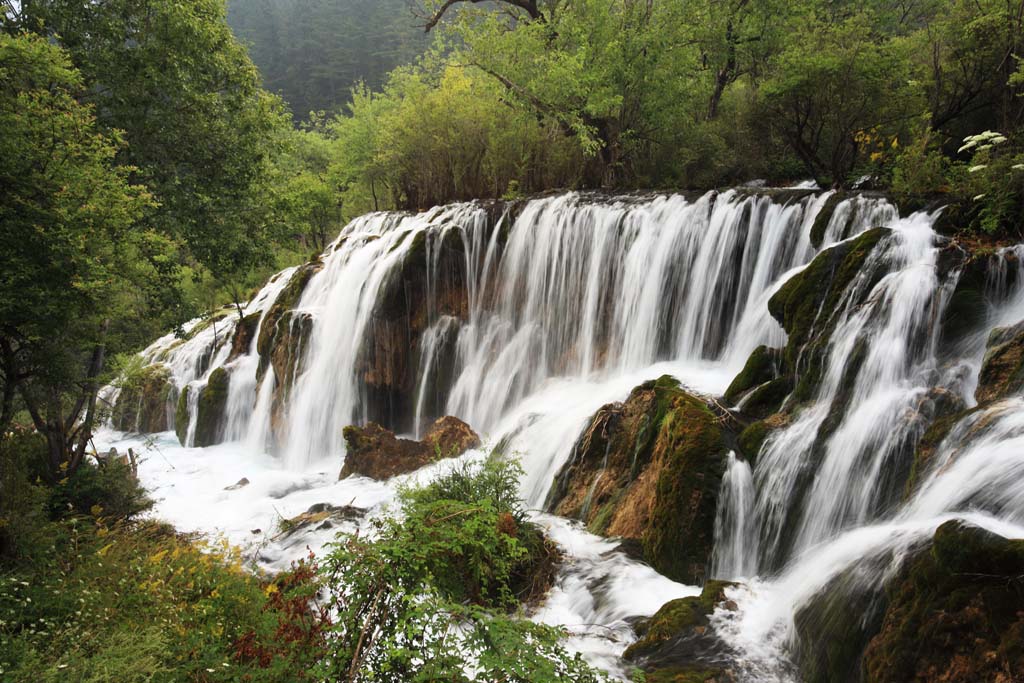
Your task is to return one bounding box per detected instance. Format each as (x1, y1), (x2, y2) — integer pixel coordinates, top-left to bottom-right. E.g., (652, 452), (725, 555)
(339, 416), (480, 481)
(422, 415), (482, 458)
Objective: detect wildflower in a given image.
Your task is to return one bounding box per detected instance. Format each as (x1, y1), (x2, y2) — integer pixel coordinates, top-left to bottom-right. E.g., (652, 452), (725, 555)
(968, 165), (987, 173)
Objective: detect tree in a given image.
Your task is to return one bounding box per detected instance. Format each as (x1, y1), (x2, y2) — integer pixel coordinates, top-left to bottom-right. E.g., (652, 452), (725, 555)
(14, 0), (292, 321)
(0, 32), (155, 478)
(759, 12), (917, 187)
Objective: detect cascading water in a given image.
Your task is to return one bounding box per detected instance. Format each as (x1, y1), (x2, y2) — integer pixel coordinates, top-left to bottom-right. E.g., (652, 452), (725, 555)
(97, 188), (1024, 680)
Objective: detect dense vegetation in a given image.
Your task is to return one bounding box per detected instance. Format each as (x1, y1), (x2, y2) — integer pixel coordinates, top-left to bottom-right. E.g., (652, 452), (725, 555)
(226, 0), (429, 120)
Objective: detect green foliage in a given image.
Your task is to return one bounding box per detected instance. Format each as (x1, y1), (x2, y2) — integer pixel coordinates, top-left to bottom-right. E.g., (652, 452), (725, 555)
(317, 457), (603, 682)
(0, 519), (325, 682)
(47, 459), (152, 523)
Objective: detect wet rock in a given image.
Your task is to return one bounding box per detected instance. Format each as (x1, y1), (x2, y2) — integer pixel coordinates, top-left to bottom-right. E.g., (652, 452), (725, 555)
(862, 521), (1024, 683)
(548, 376), (733, 584)
(228, 311), (261, 361)
(809, 191), (847, 249)
(110, 364), (173, 433)
(255, 260), (323, 449)
(976, 319), (1024, 404)
(224, 477), (249, 490)
(193, 367), (229, 447)
(723, 346), (783, 406)
(277, 502), (363, 537)
(625, 580), (738, 682)
(340, 416), (480, 480)
(357, 228), (473, 432)
(421, 415), (482, 457)
(768, 227), (891, 403)
(174, 385), (189, 445)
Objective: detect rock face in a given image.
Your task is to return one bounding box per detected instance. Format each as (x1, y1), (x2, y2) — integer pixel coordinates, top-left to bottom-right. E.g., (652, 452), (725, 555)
(547, 376), (733, 584)
(228, 311), (261, 361)
(795, 521), (1024, 683)
(976, 320), (1024, 404)
(625, 580), (738, 682)
(256, 261), (323, 449)
(356, 229), (474, 433)
(340, 416), (480, 480)
(178, 367), (230, 447)
(862, 521), (1024, 683)
(110, 365), (173, 433)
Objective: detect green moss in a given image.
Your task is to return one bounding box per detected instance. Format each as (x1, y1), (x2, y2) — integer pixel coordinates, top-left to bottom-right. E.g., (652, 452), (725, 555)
(809, 191), (846, 248)
(939, 256), (989, 348)
(903, 407), (978, 496)
(741, 377), (793, 418)
(768, 227), (889, 400)
(625, 580), (734, 660)
(738, 420), (770, 464)
(174, 385), (190, 446)
(642, 395), (728, 584)
(724, 345), (780, 404)
(111, 364), (173, 433)
(862, 521), (1024, 683)
(587, 488), (626, 536)
(194, 367), (230, 447)
(256, 260), (322, 366)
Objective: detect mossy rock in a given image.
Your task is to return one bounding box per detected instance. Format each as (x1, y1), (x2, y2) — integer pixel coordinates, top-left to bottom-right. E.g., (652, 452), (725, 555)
(975, 320), (1024, 404)
(739, 377), (792, 419)
(549, 375), (732, 585)
(809, 191), (847, 248)
(643, 393), (730, 584)
(229, 311), (261, 361)
(939, 253), (990, 349)
(903, 405), (979, 496)
(174, 385), (190, 446)
(626, 580), (737, 682)
(737, 421), (770, 464)
(256, 259), (323, 371)
(193, 368), (230, 447)
(111, 365), (173, 433)
(723, 346), (782, 405)
(768, 227), (890, 400)
(862, 521), (1024, 683)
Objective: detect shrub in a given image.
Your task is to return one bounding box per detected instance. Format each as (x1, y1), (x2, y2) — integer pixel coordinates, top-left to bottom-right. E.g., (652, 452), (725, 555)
(47, 458), (152, 522)
(316, 457), (601, 682)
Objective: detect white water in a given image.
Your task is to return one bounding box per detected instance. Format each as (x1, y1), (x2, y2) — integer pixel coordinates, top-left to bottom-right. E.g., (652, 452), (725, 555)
(98, 189), (1024, 679)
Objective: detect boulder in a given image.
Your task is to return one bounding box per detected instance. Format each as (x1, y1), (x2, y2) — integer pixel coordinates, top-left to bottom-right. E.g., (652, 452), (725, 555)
(547, 376), (733, 584)
(863, 521), (1024, 683)
(228, 311), (261, 361)
(110, 364), (173, 433)
(340, 416), (481, 480)
(976, 319), (1024, 404)
(277, 502), (363, 538)
(193, 367), (230, 447)
(625, 580), (739, 682)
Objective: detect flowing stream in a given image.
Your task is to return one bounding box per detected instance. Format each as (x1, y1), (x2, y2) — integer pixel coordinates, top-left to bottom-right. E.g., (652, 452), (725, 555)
(97, 189), (1024, 680)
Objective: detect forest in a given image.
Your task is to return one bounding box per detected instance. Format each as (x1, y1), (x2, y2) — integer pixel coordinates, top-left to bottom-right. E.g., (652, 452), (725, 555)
(3, 0), (1024, 681)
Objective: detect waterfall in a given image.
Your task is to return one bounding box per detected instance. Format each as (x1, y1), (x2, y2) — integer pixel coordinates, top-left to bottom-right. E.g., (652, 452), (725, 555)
(105, 187), (1024, 680)
(712, 452), (758, 580)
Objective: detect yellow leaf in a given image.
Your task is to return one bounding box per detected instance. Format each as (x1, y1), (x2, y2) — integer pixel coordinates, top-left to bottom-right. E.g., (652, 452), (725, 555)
(98, 543), (115, 557)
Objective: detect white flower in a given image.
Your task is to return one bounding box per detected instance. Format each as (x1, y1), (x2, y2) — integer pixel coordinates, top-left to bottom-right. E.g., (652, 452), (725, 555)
(1012, 164), (1024, 171)
(958, 140), (977, 153)
(973, 194), (987, 201)
(968, 164), (988, 173)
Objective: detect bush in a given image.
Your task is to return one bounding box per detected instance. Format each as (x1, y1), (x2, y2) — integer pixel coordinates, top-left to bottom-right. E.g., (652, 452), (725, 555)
(47, 458), (152, 522)
(0, 428), (51, 566)
(0, 520), (325, 682)
(316, 457), (600, 682)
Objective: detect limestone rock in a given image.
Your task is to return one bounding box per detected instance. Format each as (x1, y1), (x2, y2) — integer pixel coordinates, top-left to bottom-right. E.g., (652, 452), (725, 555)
(547, 375), (733, 584)
(340, 416), (480, 480)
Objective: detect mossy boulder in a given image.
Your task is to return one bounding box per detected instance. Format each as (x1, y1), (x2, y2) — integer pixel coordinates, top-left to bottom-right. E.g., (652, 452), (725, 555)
(174, 385), (190, 446)
(256, 260), (323, 375)
(625, 580), (738, 682)
(768, 227), (890, 402)
(862, 521), (1024, 683)
(548, 375), (733, 584)
(111, 365), (173, 433)
(723, 346), (782, 406)
(809, 191), (847, 248)
(193, 368), (230, 447)
(976, 319), (1024, 404)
